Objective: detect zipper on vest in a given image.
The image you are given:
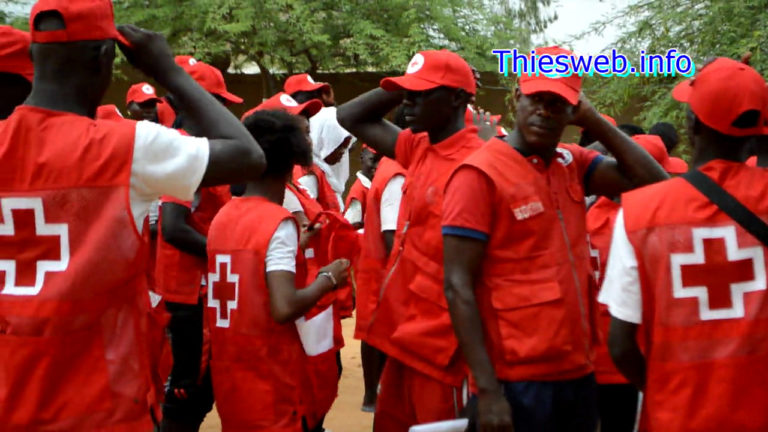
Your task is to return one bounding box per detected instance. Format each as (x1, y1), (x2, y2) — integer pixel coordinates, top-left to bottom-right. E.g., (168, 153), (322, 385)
(366, 220), (409, 333)
(556, 209), (592, 364)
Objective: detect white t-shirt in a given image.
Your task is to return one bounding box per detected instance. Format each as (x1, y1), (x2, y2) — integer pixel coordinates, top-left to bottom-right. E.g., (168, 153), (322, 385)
(265, 219), (298, 273)
(283, 188), (304, 214)
(344, 199), (363, 225)
(298, 172), (345, 211)
(130, 120), (209, 231)
(598, 209), (643, 324)
(380, 174), (405, 232)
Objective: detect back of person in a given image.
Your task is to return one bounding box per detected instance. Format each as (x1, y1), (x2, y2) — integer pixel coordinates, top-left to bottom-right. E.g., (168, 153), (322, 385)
(622, 161), (768, 431)
(0, 107), (152, 429)
(206, 196), (308, 432)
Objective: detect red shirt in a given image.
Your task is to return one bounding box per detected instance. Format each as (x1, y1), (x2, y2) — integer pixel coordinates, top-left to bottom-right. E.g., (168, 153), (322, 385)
(442, 139), (603, 383)
(365, 126), (484, 386)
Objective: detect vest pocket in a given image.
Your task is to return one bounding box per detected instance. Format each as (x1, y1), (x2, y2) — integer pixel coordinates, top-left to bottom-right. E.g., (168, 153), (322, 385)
(490, 281), (573, 363)
(390, 271), (457, 367)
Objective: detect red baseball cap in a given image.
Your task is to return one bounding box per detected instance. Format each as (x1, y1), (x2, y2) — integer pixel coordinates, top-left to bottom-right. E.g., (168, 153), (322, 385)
(240, 92), (323, 121)
(125, 82), (163, 105)
(632, 134), (688, 174)
(0, 26), (33, 81)
(184, 61), (243, 104)
(672, 57), (768, 137)
(519, 46), (582, 105)
(362, 143), (377, 154)
(96, 104), (123, 121)
(284, 73), (330, 95)
(175, 55), (198, 69)
(381, 50), (476, 95)
(29, 0), (130, 46)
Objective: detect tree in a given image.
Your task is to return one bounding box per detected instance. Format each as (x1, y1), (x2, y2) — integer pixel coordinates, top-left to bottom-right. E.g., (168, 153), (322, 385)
(575, 0), (768, 156)
(114, 0), (554, 95)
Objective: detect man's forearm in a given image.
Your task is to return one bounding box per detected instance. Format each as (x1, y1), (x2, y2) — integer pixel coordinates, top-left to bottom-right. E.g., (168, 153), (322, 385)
(608, 318), (647, 390)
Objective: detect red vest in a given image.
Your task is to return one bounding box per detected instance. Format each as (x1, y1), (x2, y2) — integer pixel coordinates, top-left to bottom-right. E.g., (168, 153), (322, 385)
(155, 185), (231, 304)
(586, 197), (626, 384)
(206, 196), (307, 432)
(354, 158), (405, 341)
(623, 161), (768, 431)
(457, 138), (594, 382)
(293, 164), (340, 213)
(0, 106), (153, 430)
(366, 127), (483, 386)
(344, 177), (368, 216)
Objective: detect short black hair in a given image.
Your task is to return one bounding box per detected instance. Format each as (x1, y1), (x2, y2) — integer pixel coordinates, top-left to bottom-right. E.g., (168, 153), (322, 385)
(618, 123), (646, 136)
(291, 89), (324, 104)
(649, 122), (679, 153)
(242, 110), (312, 179)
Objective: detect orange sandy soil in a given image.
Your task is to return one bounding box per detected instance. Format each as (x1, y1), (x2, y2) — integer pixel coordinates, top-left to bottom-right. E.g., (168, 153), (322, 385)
(200, 315), (374, 432)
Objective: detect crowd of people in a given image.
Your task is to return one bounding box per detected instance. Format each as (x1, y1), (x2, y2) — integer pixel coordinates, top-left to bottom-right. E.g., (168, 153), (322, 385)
(2, 1), (768, 432)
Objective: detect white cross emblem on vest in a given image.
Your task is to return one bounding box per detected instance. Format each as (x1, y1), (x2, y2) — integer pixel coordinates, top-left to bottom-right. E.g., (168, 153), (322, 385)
(208, 254), (239, 328)
(0, 197), (69, 296)
(670, 225), (766, 320)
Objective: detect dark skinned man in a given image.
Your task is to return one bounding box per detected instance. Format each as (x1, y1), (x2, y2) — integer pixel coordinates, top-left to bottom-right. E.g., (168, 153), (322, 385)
(0, 0), (265, 429)
(337, 49), (484, 431)
(441, 46), (668, 432)
(601, 57), (768, 431)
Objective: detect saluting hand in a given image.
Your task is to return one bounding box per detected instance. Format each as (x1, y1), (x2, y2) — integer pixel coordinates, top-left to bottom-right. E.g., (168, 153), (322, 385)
(116, 25), (177, 83)
(568, 93), (599, 130)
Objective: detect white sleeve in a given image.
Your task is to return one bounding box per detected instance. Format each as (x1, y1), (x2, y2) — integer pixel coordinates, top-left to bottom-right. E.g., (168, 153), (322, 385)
(344, 199), (363, 225)
(283, 189), (304, 214)
(265, 219), (299, 273)
(129, 121), (209, 230)
(380, 175), (405, 232)
(298, 174), (319, 199)
(598, 209), (643, 324)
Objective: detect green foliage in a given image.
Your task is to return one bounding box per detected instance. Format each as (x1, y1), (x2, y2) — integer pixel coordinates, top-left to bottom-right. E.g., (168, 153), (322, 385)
(113, 0), (554, 94)
(576, 0), (768, 156)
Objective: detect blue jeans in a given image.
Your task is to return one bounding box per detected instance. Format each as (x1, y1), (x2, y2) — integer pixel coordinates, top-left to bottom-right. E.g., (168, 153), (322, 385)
(466, 373), (598, 432)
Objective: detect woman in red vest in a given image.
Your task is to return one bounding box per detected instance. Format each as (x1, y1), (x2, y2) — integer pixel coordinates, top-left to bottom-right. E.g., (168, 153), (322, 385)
(206, 109), (349, 432)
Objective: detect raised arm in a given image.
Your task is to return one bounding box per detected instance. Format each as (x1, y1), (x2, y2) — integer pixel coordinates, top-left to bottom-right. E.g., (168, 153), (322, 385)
(573, 96), (669, 197)
(336, 88), (403, 159)
(117, 25), (266, 186)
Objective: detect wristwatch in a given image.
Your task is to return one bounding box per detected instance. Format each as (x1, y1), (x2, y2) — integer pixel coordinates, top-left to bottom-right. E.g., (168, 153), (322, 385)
(318, 271), (338, 287)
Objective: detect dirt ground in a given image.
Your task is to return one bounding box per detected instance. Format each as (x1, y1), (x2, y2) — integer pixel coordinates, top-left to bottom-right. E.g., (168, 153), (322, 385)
(201, 315), (374, 432)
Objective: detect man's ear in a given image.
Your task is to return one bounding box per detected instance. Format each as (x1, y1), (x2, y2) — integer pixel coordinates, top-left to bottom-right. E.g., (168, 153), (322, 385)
(453, 89), (471, 107)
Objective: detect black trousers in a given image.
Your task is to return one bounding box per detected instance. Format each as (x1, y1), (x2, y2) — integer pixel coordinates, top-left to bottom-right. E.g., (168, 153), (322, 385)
(597, 383), (639, 432)
(162, 299), (214, 426)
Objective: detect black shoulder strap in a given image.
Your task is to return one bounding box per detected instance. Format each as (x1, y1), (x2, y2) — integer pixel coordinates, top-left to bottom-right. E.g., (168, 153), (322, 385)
(683, 169), (768, 247)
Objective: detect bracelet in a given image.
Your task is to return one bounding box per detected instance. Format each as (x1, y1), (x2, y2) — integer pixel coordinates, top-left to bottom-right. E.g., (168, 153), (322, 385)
(318, 271), (337, 287)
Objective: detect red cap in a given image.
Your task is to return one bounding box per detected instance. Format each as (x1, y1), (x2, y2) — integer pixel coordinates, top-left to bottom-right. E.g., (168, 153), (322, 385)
(175, 55), (198, 69)
(240, 92), (323, 121)
(284, 73), (330, 95)
(362, 144), (377, 155)
(125, 82), (163, 105)
(184, 61), (243, 104)
(0, 26), (33, 81)
(29, 0), (130, 46)
(672, 57), (768, 137)
(96, 104), (123, 121)
(632, 134), (688, 174)
(381, 50), (476, 95)
(519, 46), (582, 105)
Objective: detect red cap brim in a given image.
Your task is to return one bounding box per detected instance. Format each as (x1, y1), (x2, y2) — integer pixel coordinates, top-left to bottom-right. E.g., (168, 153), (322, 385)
(519, 79), (579, 105)
(217, 90), (244, 104)
(663, 157), (688, 174)
(380, 75), (442, 92)
(296, 99), (323, 118)
(115, 31), (132, 49)
(671, 79), (693, 102)
(130, 95), (163, 104)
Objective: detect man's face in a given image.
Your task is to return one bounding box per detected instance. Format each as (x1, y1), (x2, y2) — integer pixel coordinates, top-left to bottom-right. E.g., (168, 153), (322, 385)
(515, 88), (575, 152)
(402, 87), (460, 134)
(360, 147), (379, 178)
(127, 100), (158, 122)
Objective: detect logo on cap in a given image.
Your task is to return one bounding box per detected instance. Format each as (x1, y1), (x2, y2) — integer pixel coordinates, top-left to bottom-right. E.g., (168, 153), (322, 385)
(188, 58), (197, 66)
(280, 94), (299, 107)
(307, 75), (316, 84)
(406, 53), (425, 74)
(142, 84), (155, 95)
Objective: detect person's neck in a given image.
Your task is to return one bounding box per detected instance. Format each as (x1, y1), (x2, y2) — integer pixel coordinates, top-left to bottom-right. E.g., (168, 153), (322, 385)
(507, 128), (558, 163)
(690, 140), (747, 169)
(25, 81), (97, 118)
(243, 179), (285, 204)
(427, 115), (464, 144)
